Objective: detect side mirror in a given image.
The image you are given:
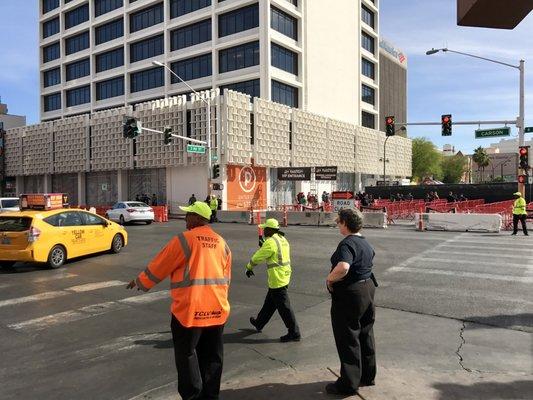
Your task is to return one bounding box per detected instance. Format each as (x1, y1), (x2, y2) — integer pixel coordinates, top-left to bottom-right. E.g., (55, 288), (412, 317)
(101, 220), (109, 227)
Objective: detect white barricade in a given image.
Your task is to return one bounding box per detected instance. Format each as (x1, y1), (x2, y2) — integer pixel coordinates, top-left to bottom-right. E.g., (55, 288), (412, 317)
(217, 211), (251, 224)
(266, 211), (286, 223)
(416, 213), (501, 232)
(362, 212), (387, 229)
(286, 211), (320, 226)
(320, 212), (337, 226)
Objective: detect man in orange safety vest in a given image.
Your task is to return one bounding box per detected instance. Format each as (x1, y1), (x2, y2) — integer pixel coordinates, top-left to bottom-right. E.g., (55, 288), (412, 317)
(127, 201), (231, 400)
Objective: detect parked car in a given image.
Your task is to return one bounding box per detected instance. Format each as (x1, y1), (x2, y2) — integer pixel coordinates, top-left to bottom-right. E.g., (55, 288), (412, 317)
(0, 209), (127, 269)
(0, 198), (20, 213)
(105, 202), (155, 225)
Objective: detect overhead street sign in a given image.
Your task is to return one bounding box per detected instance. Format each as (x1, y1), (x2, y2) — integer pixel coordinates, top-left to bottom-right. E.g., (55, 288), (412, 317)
(475, 127), (510, 139)
(186, 144), (206, 154)
(525, 127), (533, 133)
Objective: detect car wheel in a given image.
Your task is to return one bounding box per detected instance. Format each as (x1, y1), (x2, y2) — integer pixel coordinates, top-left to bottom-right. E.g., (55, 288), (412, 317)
(0, 261), (16, 268)
(110, 234), (124, 254)
(47, 245), (66, 269)
(119, 215), (125, 225)
(146, 220), (152, 225)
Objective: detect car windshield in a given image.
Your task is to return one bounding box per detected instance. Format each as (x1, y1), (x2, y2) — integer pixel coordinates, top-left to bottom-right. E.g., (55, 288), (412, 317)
(127, 202), (148, 208)
(0, 217), (32, 232)
(2, 199), (19, 208)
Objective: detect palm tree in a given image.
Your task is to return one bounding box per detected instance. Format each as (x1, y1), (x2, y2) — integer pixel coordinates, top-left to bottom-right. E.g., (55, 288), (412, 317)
(472, 146), (490, 182)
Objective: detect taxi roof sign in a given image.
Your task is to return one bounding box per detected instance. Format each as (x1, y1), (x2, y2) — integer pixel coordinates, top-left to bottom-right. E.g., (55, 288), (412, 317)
(19, 193), (69, 211)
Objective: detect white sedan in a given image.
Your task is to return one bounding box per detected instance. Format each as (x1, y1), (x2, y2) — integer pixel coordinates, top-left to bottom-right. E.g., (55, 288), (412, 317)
(105, 202), (155, 225)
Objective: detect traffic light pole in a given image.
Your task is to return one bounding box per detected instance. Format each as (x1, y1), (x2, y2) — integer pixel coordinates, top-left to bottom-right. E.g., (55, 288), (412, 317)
(383, 136), (391, 184)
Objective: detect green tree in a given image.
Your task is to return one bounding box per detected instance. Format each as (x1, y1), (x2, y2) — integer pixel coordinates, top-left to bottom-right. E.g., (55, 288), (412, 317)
(441, 154), (467, 183)
(412, 138), (442, 182)
(472, 146), (490, 182)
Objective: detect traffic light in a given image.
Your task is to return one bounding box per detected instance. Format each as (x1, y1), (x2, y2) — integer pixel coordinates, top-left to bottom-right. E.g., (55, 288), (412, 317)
(163, 127), (172, 145)
(385, 116), (395, 136)
(441, 114), (452, 136)
(212, 164), (220, 179)
(123, 117), (141, 139)
(519, 146), (530, 170)
(518, 174), (526, 184)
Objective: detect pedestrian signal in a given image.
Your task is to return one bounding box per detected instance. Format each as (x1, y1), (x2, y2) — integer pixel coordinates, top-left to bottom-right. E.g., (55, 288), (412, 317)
(441, 114), (452, 136)
(519, 146), (529, 170)
(385, 116), (395, 136)
(518, 174), (526, 184)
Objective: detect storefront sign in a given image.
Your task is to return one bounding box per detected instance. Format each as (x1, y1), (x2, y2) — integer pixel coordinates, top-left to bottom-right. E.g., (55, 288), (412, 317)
(20, 193), (68, 210)
(315, 166), (337, 180)
(277, 167), (311, 181)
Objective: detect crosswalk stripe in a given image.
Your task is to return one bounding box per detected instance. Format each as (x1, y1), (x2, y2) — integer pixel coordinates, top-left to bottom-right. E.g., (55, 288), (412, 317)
(67, 281), (127, 292)
(120, 291), (169, 304)
(416, 257), (532, 270)
(387, 266), (533, 283)
(0, 291), (69, 308)
(428, 249), (533, 261)
(32, 273), (78, 283)
(439, 244), (533, 253)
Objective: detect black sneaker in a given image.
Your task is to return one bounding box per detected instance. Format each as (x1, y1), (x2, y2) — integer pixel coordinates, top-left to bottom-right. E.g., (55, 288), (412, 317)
(249, 317), (262, 333)
(325, 383), (356, 396)
(280, 333), (301, 342)
(511, 232), (517, 235)
(359, 380), (375, 387)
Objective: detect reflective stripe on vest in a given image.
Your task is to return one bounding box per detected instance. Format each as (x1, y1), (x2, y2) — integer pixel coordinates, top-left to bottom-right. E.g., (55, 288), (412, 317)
(267, 235), (291, 269)
(144, 267), (161, 284)
(172, 232), (230, 288)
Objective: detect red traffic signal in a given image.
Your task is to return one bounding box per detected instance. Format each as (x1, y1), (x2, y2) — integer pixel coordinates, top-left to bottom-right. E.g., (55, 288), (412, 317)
(518, 174), (526, 184)
(519, 146), (529, 170)
(385, 116), (395, 136)
(441, 114), (452, 136)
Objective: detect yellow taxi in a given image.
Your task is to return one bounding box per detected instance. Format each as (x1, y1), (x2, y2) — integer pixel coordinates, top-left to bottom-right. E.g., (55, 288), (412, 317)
(0, 194), (127, 269)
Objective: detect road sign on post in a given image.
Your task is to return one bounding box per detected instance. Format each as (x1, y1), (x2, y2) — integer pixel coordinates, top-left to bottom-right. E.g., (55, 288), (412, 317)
(186, 144), (206, 154)
(525, 127), (533, 133)
(475, 127), (511, 139)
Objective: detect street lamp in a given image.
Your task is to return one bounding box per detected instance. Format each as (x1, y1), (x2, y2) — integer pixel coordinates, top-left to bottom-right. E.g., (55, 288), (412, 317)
(152, 60), (213, 195)
(426, 48), (526, 190)
(382, 126), (406, 184)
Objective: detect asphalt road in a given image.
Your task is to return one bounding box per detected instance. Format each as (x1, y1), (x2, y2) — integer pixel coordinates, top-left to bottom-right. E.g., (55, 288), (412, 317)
(1, 220), (531, 399)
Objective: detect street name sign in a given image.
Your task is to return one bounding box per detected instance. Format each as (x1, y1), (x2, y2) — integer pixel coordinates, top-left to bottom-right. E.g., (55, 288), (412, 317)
(525, 127), (533, 133)
(186, 144), (206, 154)
(475, 127), (510, 139)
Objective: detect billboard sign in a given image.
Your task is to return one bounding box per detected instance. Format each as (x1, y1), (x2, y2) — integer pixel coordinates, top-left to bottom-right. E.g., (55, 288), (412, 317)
(227, 165), (267, 210)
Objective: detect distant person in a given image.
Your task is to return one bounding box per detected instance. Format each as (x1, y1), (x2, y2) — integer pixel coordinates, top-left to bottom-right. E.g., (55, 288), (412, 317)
(433, 191), (440, 200)
(217, 195), (222, 210)
(396, 193), (404, 201)
(209, 195), (218, 223)
(405, 193), (413, 201)
(458, 194), (467, 201)
(511, 192), (528, 236)
(322, 191), (329, 203)
(151, 193), (158, 206)
(135, 194), (141, 202)
(446, 191), (456, 203)
(188, 194), (197, 205)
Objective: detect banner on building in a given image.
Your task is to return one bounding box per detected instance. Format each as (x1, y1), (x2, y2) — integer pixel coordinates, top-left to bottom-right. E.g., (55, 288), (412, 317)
(277, 167), (312, 181)
(227, 165), (267, 210)
(315, 166), (337, 180)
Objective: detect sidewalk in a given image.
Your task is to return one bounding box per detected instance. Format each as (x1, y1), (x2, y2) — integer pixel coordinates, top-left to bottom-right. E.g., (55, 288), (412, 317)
(129, 305), (533, 400)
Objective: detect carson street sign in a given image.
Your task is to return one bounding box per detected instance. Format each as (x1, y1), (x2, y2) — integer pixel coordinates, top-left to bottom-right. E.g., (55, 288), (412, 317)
(475, 127), (511, 139)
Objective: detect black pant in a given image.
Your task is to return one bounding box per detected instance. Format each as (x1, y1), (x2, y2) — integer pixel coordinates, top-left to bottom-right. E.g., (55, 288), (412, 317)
(170, 316), (224, 400)
(331, 280), (376, 392)
(255, 285), (300, 335)
(513, 214), (528, 235)
(210, 210), (217, 223)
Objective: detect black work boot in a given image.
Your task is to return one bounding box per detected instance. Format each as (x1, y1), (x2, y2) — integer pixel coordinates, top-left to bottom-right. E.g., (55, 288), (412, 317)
(249, 317), (262, 333)
(280, 332), (301, 342)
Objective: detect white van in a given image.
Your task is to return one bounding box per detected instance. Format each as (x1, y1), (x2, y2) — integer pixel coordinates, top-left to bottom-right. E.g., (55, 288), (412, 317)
(0, 198), (20, 213)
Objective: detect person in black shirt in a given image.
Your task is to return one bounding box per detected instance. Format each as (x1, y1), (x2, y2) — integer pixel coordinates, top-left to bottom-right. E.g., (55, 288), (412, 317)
(325, 209), (377, 396)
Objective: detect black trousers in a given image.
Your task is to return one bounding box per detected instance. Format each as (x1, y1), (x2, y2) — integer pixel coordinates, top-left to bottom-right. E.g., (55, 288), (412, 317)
(170, 316), (224, 400)
(331, 279), (376, 392)
(513, 214), (528, 235)
(255, 285), (300, 335)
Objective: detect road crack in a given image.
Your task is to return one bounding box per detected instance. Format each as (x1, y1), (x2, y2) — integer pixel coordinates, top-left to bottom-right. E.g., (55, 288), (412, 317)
(247, 346), (297, 371)
(456, 320), (472, 372)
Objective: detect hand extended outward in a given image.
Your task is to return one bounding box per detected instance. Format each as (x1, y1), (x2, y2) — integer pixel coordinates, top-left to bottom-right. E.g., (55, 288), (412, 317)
(246, 269), (255, 278)
(126, 280), (138, 290)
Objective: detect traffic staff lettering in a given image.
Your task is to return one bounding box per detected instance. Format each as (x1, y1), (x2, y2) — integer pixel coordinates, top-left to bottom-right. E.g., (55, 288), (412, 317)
(127, 201), (231, 400)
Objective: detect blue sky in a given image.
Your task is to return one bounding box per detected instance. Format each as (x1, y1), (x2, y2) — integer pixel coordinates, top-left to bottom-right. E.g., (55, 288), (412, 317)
(0, 0), (531, 154)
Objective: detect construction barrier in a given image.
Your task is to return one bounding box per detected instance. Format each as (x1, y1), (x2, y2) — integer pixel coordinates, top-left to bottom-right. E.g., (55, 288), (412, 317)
(152, 206), (168, 222)
(266, 211), (287, 226)
(285, 211), (321, 226)
(217, 211), (252, 224)
(416, 213), (501, 232)
(319, 212), (387, 229)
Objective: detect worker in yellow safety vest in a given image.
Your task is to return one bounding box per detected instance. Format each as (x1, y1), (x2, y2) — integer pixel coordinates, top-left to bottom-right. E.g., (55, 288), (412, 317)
(246, 218), (301, 342)
(512, 191), (528, 236)
(209, 195), (218, 223)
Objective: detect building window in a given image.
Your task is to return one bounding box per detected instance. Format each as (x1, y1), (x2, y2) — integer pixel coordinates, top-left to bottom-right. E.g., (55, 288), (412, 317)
(130, 3), (164, 33)
(96, 76), (124, 100)
(170, 19), (211, 51)
(44, 92), (61, 111)
(288, 0), (297, 6)
(361, 111), (375, 129)
(64, 4), (89, 30)
(65, 31), (90, 55)
(66, 58), (90, 81)
(361, 4), (375, 28)
(42, 0), (59, 14)
(362, 31), (375, 54)
(130, 35), (164, 63)
(219, 41), (259, 73)
(362, 84), (375, 105)
(95, 18), (124, 45)
(362, 58), (375, 79)
(271, 43), (298, 75)
(220, 79), (260, 98)
(218, 4), (259, 38)
(271, 6), (297, 40)
(66, 85), (91, 107)
(170, 0), (211, 19)
(43, 42), (60, 63)
(130, 67), (164, 93)
(95, 47), (124, 72)
(272, 80), (298, 107)
(43, 17), (59, 39)
(43, 68), (61, 87)
(170, 53), (212, 82)
(95, 0), (124, 17)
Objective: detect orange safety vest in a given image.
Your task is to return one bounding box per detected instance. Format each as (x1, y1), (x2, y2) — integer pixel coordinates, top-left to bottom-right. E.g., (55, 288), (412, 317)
(136, 225), (231, 327)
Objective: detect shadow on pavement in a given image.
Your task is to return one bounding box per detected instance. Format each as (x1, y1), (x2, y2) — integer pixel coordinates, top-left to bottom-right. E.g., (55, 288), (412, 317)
(433, 379), (533, 400)
(221, 381), (336, 400)
(463, 313), (533, 329)
(133, 338), (174, 349)
(223, 329), (281, 344)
